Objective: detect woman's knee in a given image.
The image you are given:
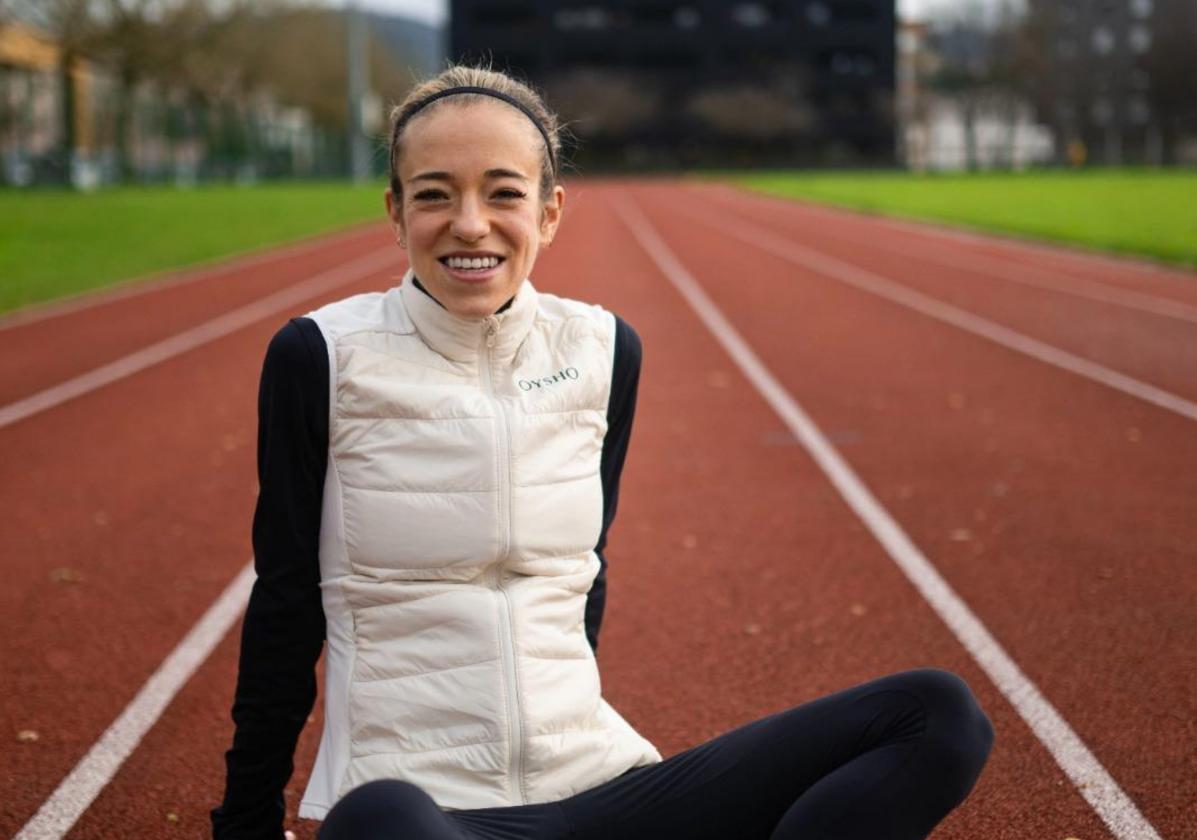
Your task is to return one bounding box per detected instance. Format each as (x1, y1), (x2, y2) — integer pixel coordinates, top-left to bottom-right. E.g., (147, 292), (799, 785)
(318, 779), (452, 840)
(896, 668), (995, 771)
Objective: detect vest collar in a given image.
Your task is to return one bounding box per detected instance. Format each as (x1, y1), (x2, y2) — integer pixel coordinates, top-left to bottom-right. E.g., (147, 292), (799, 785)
(399, 268), (538, 364)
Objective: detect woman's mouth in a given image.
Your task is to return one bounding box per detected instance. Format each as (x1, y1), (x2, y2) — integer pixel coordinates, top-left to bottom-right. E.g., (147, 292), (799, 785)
(438, 254), (506, 283)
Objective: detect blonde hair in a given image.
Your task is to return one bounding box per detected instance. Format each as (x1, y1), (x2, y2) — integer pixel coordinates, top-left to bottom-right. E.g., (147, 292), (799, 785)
(388, 64), (563, 203)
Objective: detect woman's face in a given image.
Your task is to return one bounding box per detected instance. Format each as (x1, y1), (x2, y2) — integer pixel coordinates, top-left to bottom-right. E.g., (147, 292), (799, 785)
(387, 99), (564, 320)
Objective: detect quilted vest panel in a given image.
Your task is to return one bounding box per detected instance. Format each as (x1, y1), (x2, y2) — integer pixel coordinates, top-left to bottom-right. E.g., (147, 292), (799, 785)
(298, 274), (661, 818)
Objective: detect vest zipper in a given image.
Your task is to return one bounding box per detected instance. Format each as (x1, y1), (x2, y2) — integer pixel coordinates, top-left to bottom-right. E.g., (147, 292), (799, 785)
(480, 316), (526, 805)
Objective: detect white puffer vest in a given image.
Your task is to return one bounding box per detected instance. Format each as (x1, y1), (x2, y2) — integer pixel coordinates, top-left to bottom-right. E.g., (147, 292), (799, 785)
(297, 271), (662, 819)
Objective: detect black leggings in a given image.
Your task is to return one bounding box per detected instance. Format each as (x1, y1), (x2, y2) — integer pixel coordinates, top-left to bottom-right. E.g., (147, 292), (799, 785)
(317, 668), (994, 840)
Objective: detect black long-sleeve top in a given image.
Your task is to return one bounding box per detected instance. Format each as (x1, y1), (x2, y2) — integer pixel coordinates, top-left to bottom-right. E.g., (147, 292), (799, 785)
(211, 296), (643, 839)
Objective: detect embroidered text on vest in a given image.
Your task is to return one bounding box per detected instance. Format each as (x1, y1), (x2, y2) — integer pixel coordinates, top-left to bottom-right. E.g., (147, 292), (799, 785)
(518, 367), (580, 391)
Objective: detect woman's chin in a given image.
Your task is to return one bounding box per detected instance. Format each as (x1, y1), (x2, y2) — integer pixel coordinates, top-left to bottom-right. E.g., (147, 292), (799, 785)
(440, 287), (509, 320)
(437, 274), (522, 318)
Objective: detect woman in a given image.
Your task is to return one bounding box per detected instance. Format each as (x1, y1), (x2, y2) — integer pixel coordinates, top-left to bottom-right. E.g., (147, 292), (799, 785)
(212, 65), (994, 840)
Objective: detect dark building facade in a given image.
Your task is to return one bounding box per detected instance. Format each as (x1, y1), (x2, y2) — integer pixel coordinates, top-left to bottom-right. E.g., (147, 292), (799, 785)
(449, 1), (896, 170)
(1029, 0), (1196, 165)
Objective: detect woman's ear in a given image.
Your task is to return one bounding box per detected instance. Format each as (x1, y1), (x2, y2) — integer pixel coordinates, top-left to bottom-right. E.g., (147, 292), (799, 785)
(539, 184), (566, 246)
(385, 187), (406, 248)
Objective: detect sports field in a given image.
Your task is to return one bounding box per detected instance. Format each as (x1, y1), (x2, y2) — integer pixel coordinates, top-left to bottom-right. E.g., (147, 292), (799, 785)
(736, 169), (1197, 268)
(2, 179), (1195, 839)
(4, 170), (1195, 317)
(0, 182), (386, 314)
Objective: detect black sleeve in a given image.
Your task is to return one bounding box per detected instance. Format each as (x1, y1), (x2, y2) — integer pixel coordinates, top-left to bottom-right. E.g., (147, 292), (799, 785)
(587, 316), (643, 654)
(211, 318), (329, 840)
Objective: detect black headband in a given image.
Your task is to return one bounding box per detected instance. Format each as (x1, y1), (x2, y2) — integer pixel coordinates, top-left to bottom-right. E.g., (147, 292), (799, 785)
(390, 86), (558, 184)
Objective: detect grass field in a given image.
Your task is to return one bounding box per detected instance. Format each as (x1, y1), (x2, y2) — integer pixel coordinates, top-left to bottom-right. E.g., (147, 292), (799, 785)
(734, 169), (1197, 269)
(0, 182), (387, 315)
(5, 170), (1195, 318)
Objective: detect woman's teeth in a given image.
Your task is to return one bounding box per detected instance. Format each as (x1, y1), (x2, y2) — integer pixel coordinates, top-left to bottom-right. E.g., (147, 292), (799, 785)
(443, 256), (501, 270)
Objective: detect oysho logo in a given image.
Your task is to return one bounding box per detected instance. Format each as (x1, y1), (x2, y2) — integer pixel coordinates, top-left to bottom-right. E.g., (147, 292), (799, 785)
(518, 367), (580, 391)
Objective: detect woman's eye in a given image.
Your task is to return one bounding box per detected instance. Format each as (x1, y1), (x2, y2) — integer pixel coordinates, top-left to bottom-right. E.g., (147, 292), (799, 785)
(412, 189), (448, 201)
(494, 189), (526, 200)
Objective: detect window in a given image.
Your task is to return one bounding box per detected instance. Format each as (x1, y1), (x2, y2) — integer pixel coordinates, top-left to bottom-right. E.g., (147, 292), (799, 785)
(674, 7), (701, 29)
(833, 2), (879, 22)
(732, 3), (771, 27)
(827, 51), (878, 76)
(1091, 26), (1115, 55)
(554, 7), (611, 31)
(1128, 96), (1150, 124)
(636, 48), (700, 69)
(1129, 25), (1152, 54)
(472, 3), (535, 26)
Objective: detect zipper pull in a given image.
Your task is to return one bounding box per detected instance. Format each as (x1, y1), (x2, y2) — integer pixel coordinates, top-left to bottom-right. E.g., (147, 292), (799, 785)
(485, 316), (499, 348)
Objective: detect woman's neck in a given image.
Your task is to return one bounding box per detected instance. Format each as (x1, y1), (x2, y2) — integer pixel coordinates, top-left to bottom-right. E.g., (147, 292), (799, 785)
(411, 275), (515, 315)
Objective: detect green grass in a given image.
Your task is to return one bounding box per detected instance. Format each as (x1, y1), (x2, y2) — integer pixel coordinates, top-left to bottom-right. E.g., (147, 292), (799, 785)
(0, 181), (389, 315)
(732, 169), (1197, 269)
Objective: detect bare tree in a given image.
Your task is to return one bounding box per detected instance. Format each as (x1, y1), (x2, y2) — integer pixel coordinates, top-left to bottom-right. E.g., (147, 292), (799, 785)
(545, 69), (661, 138)
(687, 85), (816, 141)
(8, 0), (422, 181)
(925, 0), (1027, 169)
(8, 0), (105, 178)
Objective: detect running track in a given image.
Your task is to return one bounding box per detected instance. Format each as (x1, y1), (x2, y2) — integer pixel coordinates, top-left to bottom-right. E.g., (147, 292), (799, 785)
(2, 181), (1193, 839)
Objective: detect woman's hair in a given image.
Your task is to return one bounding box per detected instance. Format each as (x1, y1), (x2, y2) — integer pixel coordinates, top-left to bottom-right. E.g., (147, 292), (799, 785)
(387, 64), (563, 204)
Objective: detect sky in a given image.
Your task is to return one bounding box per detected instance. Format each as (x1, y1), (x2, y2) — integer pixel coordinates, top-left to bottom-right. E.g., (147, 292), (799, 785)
(343, 0), (960, 28)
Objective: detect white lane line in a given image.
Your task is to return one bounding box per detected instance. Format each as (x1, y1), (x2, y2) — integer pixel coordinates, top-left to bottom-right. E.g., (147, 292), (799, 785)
(698, 188), (1197, 326)
(612, 193), (1164, 840)
(15, 562), (256, 840)
(0, 222), (382, 332)
(671, 198), (1197, 424)
(0, 247), (397, 431)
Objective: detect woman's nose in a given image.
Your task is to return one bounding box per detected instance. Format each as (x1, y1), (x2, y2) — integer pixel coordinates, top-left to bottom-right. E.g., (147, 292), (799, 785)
(451, 197), (489, 241)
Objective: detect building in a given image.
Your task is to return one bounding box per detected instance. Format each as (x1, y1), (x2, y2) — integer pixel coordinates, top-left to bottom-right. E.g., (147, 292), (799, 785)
(1030, 0), (1196, 165)
(449, 1), (897, 169)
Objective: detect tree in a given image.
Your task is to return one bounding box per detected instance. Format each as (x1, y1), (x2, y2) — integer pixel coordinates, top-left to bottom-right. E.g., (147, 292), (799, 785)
(924, 0), (1028, 169)
(6, 0), (105, 179)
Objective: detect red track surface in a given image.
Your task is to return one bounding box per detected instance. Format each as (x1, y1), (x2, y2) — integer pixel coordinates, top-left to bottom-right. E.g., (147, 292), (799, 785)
(2, 181), (1193, 839)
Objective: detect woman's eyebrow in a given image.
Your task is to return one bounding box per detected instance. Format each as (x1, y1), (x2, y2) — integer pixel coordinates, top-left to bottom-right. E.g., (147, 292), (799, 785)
(411, 171), (453, 183)
(409, 169), (528, 183)
(485, 168), (528, 181)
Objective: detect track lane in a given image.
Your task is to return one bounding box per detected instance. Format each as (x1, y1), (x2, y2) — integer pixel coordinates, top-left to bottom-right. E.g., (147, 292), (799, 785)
(57, 183), (1116, 839)
(694, 185), (1197, 327)
(0, 247), (399, 431)
(0, 225), (392, 407)
(0, 263), (399, 837)
(616, 192), (1165, 840)
(633, 184), (1195, 836)
(698, 183), (1197, 306)
(681, 185), (1197, 406)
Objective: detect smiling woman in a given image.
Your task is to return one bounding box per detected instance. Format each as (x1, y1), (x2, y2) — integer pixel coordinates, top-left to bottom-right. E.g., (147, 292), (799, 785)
(211, 64), (994, 840)
(385, 81), (564, 317)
